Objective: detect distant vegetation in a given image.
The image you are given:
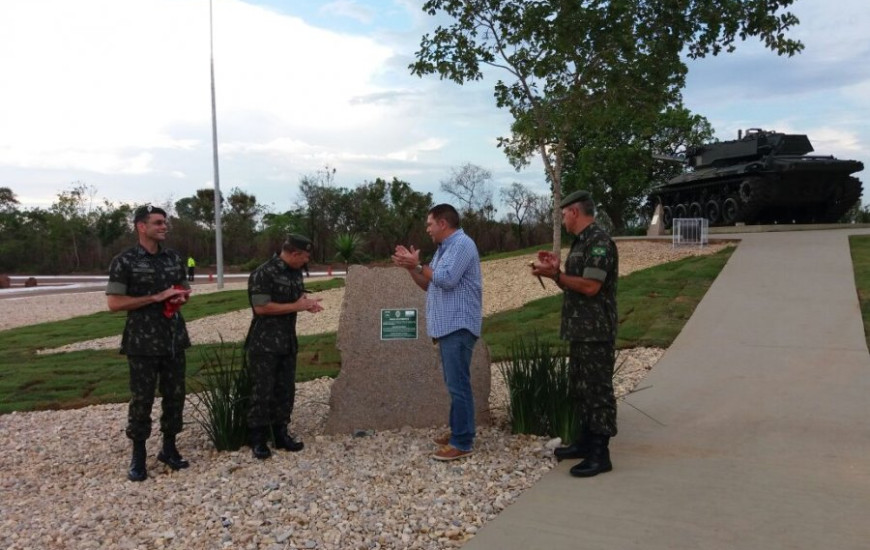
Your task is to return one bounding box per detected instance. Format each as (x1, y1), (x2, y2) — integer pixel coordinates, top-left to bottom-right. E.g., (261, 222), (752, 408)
(0, 171), (556, 275)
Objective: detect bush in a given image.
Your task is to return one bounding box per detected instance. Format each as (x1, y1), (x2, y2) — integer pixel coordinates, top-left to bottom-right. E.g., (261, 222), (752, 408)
(188, 342), (251, 451)
(500, 334), (576, 442)
(239, 258), (263, 272)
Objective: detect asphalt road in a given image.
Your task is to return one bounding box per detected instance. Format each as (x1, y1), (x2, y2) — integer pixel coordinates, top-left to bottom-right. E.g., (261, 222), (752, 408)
(0, 271), (341, 299)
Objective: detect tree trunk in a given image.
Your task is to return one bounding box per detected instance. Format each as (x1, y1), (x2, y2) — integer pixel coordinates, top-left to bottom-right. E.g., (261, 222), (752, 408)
(538, 140), (563, 260)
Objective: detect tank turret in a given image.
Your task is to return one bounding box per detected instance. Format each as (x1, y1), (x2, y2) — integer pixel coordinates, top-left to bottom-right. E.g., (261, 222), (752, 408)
(650, 128), (864, 227)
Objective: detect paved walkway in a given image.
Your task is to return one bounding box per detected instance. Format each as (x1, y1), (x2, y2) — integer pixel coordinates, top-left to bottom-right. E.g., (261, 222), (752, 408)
(465, 228), (870, 550)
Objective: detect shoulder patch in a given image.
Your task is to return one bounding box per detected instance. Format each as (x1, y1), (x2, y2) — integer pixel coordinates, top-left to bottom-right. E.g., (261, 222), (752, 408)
(591, 246), (608, 257)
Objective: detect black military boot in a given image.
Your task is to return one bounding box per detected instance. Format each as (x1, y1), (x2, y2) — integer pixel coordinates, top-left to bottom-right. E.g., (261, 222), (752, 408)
(569, 435), (613, 478)
(250, 426), (272, 460)
(128, 440), (147, 482)
(554, 440), (589, 461)
(157, 434), (190, 470)
(272, 423), (304, 452)
(554, 429), (591, 461)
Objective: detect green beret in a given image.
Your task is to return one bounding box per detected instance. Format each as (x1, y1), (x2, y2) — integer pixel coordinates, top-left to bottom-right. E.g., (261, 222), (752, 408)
(133, 204), (167, 223)
(560, 190), (592, 209)
(286, 233), (313, 252)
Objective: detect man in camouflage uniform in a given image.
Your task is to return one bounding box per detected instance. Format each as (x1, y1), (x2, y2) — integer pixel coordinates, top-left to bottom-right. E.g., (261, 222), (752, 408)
(532, 190), (619, 477)
(245, 234), (323, 459)
(106, 205), (192, 482)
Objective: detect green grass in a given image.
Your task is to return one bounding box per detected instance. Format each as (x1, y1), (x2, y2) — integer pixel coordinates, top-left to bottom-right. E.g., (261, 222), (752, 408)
(484, 248), (735, 360)
(480, 244), (546, 261)
(0, 278), (344, 414)
(849, 235), (870, 351)
(0, 250), (735, 414)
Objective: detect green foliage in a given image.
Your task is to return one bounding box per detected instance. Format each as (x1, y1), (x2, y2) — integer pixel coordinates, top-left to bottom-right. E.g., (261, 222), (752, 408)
(334, 233), (364, 266)
(561, 105), (716, 232)
(261, 210), (308, 243)
(849, 235), (870, 351)
(239, 258), (264, 272)
(842, 203), (870, 224)
(0, 278), (344, 414)
(412, 0), (803, 249)
(0, 187), (18, 210)
(188, 342), (251, 451)
(0, 171), (554, 274)
(300, 173), (434, 262)
(500, 334), (575, 441)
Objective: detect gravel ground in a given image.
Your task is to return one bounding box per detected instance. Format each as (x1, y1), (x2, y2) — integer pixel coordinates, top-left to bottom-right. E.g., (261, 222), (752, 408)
(0, 240), (727, 550)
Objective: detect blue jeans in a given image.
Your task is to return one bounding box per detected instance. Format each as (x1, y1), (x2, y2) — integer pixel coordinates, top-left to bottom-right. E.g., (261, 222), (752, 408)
(438, 329), (477, 451)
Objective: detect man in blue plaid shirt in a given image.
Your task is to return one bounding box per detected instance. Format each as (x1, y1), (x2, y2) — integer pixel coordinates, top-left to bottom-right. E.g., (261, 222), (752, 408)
(392, 204), (482, 461)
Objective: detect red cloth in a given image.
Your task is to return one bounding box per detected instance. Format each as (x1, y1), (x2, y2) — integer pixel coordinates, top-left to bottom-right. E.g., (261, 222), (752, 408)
(162, 285), (188, 318)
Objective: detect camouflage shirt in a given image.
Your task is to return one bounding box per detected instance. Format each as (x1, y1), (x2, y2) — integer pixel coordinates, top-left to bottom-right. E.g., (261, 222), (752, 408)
(245, 254), (305, 354)
(560, 223), (618, 343)
(106, 243), (191, 356)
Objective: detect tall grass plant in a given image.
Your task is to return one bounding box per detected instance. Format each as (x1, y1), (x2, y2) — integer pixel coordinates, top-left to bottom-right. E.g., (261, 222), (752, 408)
(500, 334), (576, 441)
(188, 342), (251, 451)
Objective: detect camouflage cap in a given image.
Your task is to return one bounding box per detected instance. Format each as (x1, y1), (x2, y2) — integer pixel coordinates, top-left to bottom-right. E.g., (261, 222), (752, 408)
(285, 233), (313, 252)
(133, 204), (167, 223)
(559, 190), (592, 209)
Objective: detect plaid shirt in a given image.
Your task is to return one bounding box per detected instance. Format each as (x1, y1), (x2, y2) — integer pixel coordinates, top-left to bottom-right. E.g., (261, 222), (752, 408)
(426, 228), (483, 339)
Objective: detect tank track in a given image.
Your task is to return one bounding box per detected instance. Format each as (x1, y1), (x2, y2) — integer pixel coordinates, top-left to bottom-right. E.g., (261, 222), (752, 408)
(822, 176), (863, 222)
(654, 174), (863, 228)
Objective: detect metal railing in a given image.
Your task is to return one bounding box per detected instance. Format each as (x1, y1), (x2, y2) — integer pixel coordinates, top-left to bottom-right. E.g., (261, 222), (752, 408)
(672, 218), (709, 248)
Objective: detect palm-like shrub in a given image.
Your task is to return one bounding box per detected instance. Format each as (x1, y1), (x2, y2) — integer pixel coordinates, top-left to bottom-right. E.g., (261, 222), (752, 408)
(188, 342), (251, 451)
(333, 233), (364, 268)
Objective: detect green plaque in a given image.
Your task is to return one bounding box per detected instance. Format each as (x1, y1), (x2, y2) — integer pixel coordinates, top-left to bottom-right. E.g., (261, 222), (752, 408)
(381, 308), (418, 340)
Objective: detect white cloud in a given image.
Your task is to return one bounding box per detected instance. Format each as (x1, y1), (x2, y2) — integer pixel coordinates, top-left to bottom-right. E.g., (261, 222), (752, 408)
(0, 0), (395, 181)
(319, 0), (376, 24)
(1, 0), (866, 212)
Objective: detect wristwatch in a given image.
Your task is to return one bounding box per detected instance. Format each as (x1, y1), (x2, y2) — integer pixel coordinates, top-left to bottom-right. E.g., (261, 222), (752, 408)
(415, 264), (424, 274)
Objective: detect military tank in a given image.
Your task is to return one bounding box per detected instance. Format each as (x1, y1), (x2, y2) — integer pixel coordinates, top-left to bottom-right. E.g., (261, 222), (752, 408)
(650, 128), (864, 228)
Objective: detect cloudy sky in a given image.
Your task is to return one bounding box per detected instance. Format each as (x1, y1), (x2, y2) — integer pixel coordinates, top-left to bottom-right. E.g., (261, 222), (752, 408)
(1, 0), (868, 215)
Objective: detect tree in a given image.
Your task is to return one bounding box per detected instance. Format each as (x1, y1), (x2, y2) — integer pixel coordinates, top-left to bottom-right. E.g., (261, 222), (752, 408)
(384, 178), (433, 254)
(440, 163), (495, 219)
(94, 201), (132, 249)
(261, 210), (307, 241)
(339, 177), (433, 259)
(175, 188), (224, 229)
(412, 0), (802, 253)
(0, 187), (19, 212)
(222, 187), (262, 263)
(49, 183), (99, 271)
(0, 188), (25, 271)
(500, 182), (539, 246)
(297, 167), (355, 262)
(561, 104), (715, 232)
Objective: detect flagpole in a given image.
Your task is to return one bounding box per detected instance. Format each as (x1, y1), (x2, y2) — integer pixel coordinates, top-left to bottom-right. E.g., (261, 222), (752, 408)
(209, 0), (224, 288)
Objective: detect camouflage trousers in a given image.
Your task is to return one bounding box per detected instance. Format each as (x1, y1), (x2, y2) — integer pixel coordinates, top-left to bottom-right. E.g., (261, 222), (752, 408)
(569, 341), (618, 439)
(126, 354), (186, 441)
(247, 351), (297, 429)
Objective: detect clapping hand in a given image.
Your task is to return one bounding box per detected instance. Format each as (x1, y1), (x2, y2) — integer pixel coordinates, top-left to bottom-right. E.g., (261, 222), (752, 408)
(531, 251), (561, 279)
(301, 294), (324, 313)
(391, 245), (420, 270)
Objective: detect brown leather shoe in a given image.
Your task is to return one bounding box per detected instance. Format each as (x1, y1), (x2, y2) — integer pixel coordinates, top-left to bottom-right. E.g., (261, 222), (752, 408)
(431, 445), (473, 461)
(433, 433), (451, 446)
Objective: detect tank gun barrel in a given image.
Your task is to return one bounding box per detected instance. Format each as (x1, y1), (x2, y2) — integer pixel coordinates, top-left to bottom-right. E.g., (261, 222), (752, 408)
(652, 153), (687, 163)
